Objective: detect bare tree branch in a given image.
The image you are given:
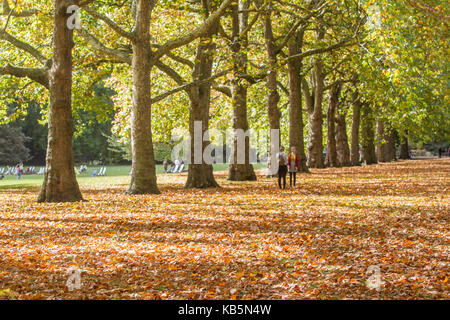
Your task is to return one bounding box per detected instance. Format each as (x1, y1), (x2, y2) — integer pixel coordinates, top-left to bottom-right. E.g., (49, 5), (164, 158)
(284, 38), (353, 62)
(77, 29), (132, 64)
(0, 64), (49, 88)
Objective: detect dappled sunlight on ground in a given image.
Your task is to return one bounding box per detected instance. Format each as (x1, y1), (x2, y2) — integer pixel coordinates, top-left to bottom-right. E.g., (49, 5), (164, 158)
(0, 159), (448, 299)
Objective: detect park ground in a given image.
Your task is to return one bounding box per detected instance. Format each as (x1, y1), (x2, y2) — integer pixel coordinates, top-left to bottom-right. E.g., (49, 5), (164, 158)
(0, 159), (448, 299)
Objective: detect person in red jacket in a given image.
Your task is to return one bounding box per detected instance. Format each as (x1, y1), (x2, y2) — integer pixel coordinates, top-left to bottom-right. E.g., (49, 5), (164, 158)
(287, 147), (300, 188)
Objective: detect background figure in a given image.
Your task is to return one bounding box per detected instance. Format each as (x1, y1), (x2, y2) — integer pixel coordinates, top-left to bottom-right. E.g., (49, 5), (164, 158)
(163, 159), (173, 173)
(288, 147), (300, 188)
(16, 162), (23, 180)
(277, 147), (288, 189)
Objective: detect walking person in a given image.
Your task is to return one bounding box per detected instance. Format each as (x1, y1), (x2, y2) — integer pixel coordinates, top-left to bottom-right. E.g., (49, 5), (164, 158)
(287, 146), (300, 188)
(16, 162), (23, 180)
(277, 146), (288, 189)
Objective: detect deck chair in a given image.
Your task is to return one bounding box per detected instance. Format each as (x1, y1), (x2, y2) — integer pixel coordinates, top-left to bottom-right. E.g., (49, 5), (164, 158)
(91, 169), (98, 177)
(37, 167), (44, 175)
(99, 167), (106, 176)
(178, 164), (185, 173)
(0, 168), (4, 174)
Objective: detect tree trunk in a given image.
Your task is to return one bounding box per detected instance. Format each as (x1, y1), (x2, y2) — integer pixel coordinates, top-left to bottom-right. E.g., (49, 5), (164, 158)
(325, 82), (340, 167)
(350, 91), (361, 166)
(307, 30), (325, 168)
(399, 133), (410, 159)
(127, 0), (159, 194)
(185, 22), (219, 188)
(361, 103), (377, 164)
(335, 100), (351, 167)
(287, 29), (308, 172)
(383, 125), (396, 162)
(376, 118), (386, 162)
(38, 0), (82, 203)
(264, 4), (281, 174)
(228, 0), (256, 181)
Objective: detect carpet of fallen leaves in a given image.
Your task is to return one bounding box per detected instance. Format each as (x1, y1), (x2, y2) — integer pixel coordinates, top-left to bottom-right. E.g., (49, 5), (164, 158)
(0, 159), (448, 300)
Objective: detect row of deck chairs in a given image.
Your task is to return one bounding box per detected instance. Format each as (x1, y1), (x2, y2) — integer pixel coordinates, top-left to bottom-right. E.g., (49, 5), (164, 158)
(167, 163), (185, 173)
(91, 166), (107, 177)
(0, 167), (17, 175)
(0, 167), (45, 175)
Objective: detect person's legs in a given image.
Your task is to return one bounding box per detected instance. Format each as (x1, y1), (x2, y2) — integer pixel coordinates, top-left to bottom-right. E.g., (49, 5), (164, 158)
(282, 166), (287, 189)
(278, 169), (282, 189)
(289, 172), (293, 187)
(293, 172), (296, 187)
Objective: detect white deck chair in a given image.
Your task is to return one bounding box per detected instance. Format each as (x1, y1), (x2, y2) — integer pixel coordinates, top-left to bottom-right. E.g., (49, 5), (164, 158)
(178, 164), (185, 173)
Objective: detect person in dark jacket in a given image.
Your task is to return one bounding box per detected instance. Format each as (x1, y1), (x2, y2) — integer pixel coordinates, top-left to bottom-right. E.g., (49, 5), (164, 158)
(277, 147), (288, 189)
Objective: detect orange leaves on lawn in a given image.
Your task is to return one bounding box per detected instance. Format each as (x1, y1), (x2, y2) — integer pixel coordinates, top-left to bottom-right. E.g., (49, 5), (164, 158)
(0, 159), (449, 299)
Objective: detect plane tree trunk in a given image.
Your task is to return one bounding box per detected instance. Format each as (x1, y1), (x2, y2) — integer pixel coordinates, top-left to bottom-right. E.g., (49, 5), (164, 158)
(376, 118), (386, 162)
(306, 29), (325, 168)
(185, 21), (220, 188)
(350, 91), (361, 166)
(127, 0), (159, 194)
(38, 0), (82, 203)
(399, 133), (410, 159)
(383, 124), (397, 162)
(228, 0), (256, 181)
(287, 29), (308, 172)
(325, 82), (340, 167)
(335, 98), (351, 167)
(361, 103), (377, 165)
(263, 4), (281, 173)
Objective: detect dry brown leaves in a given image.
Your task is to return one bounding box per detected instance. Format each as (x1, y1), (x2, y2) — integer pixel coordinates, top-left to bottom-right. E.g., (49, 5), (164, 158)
(0, 159), (448, 300)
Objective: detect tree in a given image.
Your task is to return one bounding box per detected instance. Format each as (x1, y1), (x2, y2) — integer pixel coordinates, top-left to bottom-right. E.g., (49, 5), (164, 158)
(38, 0), (83, 203)
(79, 0), (233, 193)
(360, 102), (377, 165)
(335, 90), (351, 167)
(126, 0), (159, 194)
(325, 82), (340, 167)
(350, 90), (361, 166)
(227, 0), (257, 181)
(287, 29), (308, 173)
(0, 0), (86, 202)
(185, 1), (220, 189)
(0, 124), (30, 164)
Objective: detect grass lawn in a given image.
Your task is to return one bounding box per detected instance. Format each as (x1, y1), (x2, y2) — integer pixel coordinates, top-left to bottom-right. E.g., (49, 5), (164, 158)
(0, 163), (268, 190)
(0, 159), (448, 299)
